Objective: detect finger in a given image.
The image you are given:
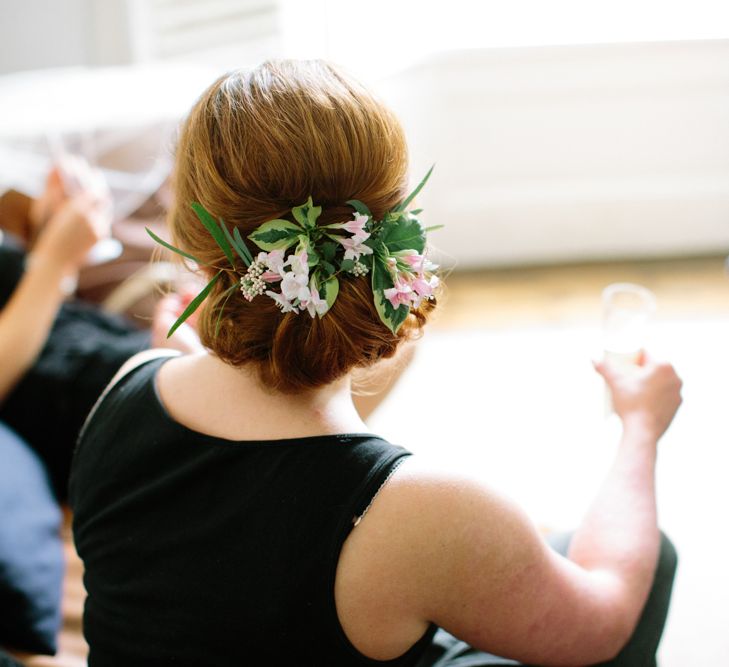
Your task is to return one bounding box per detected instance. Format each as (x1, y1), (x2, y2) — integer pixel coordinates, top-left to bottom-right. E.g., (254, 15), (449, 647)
(592, 359), (611, 381)
(58, 155), (85, 195)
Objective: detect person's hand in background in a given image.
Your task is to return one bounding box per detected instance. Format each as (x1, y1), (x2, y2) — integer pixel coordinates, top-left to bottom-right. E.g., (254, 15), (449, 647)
(151, 291), (204, 355)
(31, 158), (111, 274)
(33, 193), (111, 275)
(0, 159), (111, 402)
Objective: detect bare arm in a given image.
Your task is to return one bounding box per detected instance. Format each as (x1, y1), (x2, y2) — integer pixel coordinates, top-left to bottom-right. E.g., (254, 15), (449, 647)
(0, 192), (109, 404)
(565, 357), (682, 645)
(336, 355), (682, 665)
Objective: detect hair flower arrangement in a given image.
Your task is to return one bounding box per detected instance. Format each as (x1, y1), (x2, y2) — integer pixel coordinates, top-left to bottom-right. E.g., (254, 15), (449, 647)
(146, 166), (441, 337)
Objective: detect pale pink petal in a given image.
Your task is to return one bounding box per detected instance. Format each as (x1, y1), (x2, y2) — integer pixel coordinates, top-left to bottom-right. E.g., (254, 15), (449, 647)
(265, 290), (296, 313)
(264, 249), (286, 274)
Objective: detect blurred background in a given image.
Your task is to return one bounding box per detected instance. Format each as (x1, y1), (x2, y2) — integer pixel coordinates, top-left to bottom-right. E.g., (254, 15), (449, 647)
(1, 1), (728, 666)
(2, 0), (729, 265)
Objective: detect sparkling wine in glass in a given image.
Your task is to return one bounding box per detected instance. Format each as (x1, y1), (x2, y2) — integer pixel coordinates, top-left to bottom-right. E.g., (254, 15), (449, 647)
(602, 282), (656, 411)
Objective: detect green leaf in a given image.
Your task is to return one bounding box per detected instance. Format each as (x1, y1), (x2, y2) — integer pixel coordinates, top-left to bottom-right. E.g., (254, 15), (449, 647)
(320, 275), (339, 313)
(371, 254), (395, 292)
(233, 227), (254, 264)
(292, 196), (322, 229)
(383, 210), (405, 223)
(320, 240), (337, 262)
(340, 258), (356, 273)
(145, 227), (200, 263)
(220, 219), (253, 267)
(167, 271), (222, 338)
(373, 289), (409, 334)
(214, 284), (239, 336)
(320, 260), (336, 277)
(395, 164), (434, 212)
(249, 219), (301, 251)
(380, 215), (427, 254)
(346, 199), (372, 217)
(424, 224), (444, 233)
(410, 208), (423, 216)
(296, 235), (319, 267)
(191, 202), (235, 267)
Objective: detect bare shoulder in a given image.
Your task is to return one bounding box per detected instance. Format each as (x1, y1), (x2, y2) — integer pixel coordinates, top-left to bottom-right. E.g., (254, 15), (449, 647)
(335, 456), (627, 665)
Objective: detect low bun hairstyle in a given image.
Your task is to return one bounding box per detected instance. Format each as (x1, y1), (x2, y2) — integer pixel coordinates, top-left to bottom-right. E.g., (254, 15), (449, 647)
(169, 60), (436, 393)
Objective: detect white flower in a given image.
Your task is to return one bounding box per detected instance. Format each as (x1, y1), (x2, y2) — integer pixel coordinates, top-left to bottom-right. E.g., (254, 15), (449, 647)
(281, 272), (310, 302)
(304, 288), (329, 318)
(265, 290), (297, 313)
(286, 249), (309, 276)
(338, 236), (373, 262)
(263, 249), (286, 275)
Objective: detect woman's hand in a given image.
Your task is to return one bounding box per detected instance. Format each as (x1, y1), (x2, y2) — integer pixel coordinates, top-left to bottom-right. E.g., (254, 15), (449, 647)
(594, 353), (683, 441)
(30, 158), (112, 271)
(32, 180), (111, 274)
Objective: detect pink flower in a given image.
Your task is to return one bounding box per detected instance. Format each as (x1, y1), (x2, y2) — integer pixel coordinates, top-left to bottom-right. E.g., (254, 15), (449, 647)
(263, 249), (286, 275)
(330, 213), (370, 241)
(342, 213), (370, 240)
(338, 236), (373, 262)
(400, 251), (426, 274)
(304, 288), (329, 318)
(383, 278), (415, 309)
(412, 275), (439, 299)
(394, 250), (437, 276)
(261, 271), (282, 283)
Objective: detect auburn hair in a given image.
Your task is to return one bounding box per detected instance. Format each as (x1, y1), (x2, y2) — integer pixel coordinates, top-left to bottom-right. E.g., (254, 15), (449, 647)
(169, 60), (436, 393)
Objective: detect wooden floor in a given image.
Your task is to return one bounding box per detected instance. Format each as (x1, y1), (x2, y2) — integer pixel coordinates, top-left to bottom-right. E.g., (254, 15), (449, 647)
(435, 255), (729, 330)
(18, 254), (729, 666)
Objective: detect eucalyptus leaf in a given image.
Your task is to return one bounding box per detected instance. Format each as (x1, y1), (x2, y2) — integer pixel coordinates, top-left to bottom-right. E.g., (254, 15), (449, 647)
(167, 271), (222, 338)
(321, 260), (336, 277)
(249, 219), (301, 251)
(320, 240), (337, 262)
(340, 258), (355, 273)
(191, 202), (235, 267)
(395, 164), (434, 213)
(145, 227), (200, 263)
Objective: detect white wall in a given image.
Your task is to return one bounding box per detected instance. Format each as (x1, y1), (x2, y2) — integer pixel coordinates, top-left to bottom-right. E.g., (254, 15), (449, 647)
(379, 40), (729, 267)
(0, 0), (93, 73)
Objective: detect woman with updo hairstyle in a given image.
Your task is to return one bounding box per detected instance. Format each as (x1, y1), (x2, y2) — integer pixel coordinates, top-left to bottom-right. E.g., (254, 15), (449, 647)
(70, 61), (681, 667)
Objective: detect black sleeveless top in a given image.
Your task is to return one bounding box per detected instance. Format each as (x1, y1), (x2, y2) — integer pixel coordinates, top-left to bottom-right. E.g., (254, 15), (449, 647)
(69, 358), (436, 666)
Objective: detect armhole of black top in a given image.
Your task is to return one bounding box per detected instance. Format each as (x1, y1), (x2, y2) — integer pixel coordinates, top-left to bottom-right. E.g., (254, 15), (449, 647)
(326, 449), (436, 666)
(75, 350), (179, 447)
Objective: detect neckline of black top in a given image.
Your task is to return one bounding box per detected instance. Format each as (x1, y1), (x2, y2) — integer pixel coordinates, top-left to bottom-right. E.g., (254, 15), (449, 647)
(147, 356), (385, 448)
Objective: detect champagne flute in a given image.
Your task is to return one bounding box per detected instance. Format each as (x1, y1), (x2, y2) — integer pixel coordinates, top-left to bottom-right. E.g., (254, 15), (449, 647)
(602, 282), (656, 411)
